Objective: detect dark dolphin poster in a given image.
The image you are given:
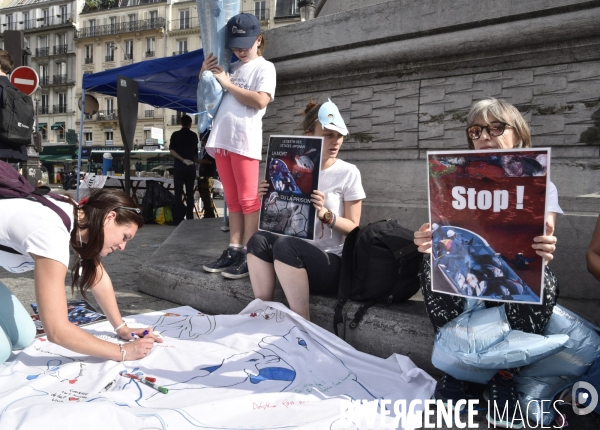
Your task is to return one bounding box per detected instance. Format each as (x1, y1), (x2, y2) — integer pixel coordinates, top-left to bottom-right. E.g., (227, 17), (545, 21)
(427, 148), (551, 304)
(259, 135), (323, 240)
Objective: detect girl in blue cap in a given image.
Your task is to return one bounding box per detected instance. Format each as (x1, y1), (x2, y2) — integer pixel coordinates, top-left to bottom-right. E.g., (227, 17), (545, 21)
(200, 13), (276, 279)
(246, 100), (366, 321)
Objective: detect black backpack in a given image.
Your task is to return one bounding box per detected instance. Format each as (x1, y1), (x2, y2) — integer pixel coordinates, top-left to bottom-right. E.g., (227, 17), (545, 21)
(333, 220), (423, 336)
(0, 160), (71, 255)
(0, 79), (35, 146)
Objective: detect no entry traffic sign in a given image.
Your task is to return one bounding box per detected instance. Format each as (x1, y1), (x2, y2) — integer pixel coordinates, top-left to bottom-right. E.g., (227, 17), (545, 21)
(9, 66), (39, 95)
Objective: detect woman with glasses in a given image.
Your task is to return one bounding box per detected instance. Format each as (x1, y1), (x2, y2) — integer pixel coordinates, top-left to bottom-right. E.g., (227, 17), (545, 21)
(200, 13), (276, 279)
(0, 187), (162, 364)
(246, 100), (365, 321)
(413, 98), (562, 428)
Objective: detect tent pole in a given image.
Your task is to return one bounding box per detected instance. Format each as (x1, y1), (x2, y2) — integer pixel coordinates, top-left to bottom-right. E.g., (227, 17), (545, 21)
(76, 88), (86, 203)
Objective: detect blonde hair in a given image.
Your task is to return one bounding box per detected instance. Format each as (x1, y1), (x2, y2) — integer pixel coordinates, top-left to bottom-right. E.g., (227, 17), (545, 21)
(466, 98), (531, 149)
(257, 34), (266, 56)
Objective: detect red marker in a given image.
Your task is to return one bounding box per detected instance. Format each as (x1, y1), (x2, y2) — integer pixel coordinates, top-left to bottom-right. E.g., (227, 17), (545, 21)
(119, 371), (156, 383)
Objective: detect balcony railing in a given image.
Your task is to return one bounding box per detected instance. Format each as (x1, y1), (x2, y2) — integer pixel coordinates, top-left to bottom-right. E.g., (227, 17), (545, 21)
(53, 104), (67, 114)
(145, 51), (155, 58)
(35, 47), (50, 57)
(40, 76), (50, 85)
(75, 17), (165, 38)
(84, 57), (94, 64)
(105, 140), (114, 146)
(0, 14), (74, 34)
(82, 0), (165, 14)
(172, 50), (188, 56)
(53, 45), (68, 55)
(241, 8), (270, 22)
(145, 110), (154, 117)
(97, 110), (118, 120)
(168, 17), (199, 31)
(124, 54), (133, 61)
(53, 75), (67, 84)
(38, 106), (50, 115)
(105, 55), (115, 62)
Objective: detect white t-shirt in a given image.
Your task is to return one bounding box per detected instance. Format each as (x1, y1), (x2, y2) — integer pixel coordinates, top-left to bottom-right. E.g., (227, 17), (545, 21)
(206, 56), (276, 161)
(547, 181), (563, 215)
(314, 159), (366, 256)
(0, 197), (74, 273)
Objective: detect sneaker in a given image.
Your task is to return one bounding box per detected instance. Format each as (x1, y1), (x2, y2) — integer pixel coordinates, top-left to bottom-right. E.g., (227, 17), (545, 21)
(485, 371), (524, 429)
(203, 248), (239, 273)
(221, 250), (249, 279)
(433, 373), (480, 412)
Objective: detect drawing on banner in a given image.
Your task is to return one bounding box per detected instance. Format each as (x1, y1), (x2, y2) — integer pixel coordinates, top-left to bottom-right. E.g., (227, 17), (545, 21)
(259, 135), (323, 240)
(0, 303), (435, 429)
(428, 149), (550, 304)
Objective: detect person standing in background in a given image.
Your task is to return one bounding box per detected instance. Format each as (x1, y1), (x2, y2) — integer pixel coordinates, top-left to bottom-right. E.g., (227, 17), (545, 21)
(198, 131), (217, 219)
(169, 114), (199, 225)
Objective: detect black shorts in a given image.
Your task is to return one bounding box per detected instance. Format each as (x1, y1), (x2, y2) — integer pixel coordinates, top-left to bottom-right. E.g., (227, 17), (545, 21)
(247, 231), (341, 295)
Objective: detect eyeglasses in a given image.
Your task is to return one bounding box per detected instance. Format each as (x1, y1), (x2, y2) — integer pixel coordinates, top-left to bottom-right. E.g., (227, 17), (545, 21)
(116, 206), (141, 214)
(466, 122), (513, 140)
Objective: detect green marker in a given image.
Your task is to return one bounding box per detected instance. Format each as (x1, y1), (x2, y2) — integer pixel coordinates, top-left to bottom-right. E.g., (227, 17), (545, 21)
(140, 377), (168, 394)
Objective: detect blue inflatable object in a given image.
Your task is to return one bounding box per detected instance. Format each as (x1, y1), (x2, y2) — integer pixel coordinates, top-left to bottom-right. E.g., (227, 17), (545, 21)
(432, 301), (600, 426)
(196, 0), (240, 133)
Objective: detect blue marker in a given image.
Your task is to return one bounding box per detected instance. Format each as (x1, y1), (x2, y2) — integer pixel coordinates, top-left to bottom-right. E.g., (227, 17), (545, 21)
(131, 333), (139, 339)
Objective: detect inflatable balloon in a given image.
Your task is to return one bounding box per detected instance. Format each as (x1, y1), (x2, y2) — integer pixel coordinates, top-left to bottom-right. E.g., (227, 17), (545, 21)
(196, 0), (240, 134)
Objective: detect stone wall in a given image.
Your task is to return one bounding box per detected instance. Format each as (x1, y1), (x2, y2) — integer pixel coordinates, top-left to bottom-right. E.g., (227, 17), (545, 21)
(261, 0), (600, 319)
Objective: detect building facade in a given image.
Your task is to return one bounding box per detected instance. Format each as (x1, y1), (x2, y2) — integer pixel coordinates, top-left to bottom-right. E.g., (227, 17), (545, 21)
(0, 0), (83, 147)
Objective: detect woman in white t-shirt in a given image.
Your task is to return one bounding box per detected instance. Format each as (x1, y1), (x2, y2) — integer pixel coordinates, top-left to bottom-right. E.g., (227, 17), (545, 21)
(0, 187), (162, 364)
(247, 100), (366, 321)
(412, 98), (562, 425)
(200, 13), (276, 279)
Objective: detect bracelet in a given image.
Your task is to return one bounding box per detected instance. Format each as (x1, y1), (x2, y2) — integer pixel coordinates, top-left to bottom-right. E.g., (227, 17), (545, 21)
(119, 344), (127, 362)
(330, 212), (337, 229)
(114, 321), (127, 332)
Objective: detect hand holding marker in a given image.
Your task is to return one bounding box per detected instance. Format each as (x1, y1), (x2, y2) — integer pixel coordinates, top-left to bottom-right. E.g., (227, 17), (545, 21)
(119, 371), (168, 394)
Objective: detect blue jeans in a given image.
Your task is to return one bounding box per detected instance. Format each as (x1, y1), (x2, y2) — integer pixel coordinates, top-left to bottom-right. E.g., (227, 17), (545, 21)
(0, 281), (36, 363)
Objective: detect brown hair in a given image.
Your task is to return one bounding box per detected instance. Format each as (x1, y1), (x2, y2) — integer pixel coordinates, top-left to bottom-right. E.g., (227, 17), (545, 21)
(257, 34), (266, 56)
(466, 97), (532, 149)
(298, 100), (321, 135)
(70, 189), (144, 298)
(0, 50), (14, 75)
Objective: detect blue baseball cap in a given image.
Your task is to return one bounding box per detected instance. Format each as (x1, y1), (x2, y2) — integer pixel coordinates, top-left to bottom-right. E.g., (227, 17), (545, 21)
(318, 99), (348, 136)
(225, 14), (261, 49)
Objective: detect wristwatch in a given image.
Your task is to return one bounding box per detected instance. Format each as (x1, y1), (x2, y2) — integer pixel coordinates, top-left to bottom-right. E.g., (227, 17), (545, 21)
(322, 209), (333, 224)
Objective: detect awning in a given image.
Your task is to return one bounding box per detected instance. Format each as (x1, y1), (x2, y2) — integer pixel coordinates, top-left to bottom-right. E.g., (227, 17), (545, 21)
(38, 123), (47, 130)
(40, 155), (77, 163)
(51, 122), (65, 130)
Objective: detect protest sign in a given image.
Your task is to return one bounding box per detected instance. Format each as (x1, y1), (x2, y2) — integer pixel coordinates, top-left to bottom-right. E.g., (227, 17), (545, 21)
(427, 148), (550, 304)
(259, 135), (322, 240)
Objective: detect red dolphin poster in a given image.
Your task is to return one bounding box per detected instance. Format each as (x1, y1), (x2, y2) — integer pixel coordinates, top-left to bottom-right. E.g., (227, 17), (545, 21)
(259, 135), (323, 240)
(427, 148), (551, 304)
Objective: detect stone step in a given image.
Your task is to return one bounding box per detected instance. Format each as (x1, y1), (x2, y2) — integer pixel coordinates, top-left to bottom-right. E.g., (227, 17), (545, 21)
(138, 218), (438, 375)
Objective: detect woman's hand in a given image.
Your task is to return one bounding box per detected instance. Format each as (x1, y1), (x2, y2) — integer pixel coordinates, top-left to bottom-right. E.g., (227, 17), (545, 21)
(116, 325), (163, 344)
(258, 180), (269, 199)
(414, 222), (432, 254)
(311, 190), (327, 219)
(533, 220), (557, 263)
(121, 337), (157, 361)
(199, 53), (218, 77)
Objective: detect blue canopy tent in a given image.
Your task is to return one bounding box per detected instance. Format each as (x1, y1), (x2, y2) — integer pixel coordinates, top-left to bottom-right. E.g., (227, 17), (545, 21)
(75, 49), (205, 201)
